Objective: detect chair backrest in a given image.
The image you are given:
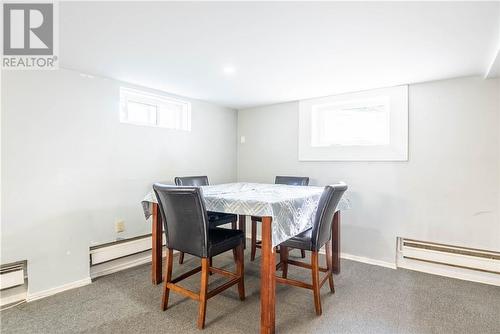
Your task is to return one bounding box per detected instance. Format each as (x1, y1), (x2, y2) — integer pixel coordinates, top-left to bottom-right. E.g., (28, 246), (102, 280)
(311, 183), (348, 251)
(153, 184), (210, 257)
(174, 176), (210, 187)
(275, 176), (309, 186)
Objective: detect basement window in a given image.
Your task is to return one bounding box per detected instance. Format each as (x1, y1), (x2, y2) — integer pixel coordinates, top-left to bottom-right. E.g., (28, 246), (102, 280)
(120, 87), (191, 131)
(311, 97), (391, 147)
(299, 85), (408, 161)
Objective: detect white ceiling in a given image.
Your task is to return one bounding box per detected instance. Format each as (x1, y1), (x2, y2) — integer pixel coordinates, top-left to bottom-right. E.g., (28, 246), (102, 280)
(60, 2), (500, 109)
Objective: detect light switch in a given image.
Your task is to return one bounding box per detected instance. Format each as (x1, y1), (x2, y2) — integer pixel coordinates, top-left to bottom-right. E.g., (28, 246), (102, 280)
(240, 136), (246, 144)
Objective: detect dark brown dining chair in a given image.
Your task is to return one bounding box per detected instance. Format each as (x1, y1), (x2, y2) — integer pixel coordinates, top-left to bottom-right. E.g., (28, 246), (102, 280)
(153, 184), (245, 329)
(174, 176), (238, 264)
(276, 183), (347, 316)
(250, 176), (310, 261)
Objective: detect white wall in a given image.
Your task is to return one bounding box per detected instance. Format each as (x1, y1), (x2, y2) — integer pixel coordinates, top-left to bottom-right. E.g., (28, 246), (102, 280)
(1, 69), (237, 294)
(2, 72), (498, 294)
(238, 76), (500, 265)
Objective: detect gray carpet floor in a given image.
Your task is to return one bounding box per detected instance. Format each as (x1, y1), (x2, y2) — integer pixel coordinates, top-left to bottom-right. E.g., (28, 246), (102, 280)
(1, 250), (499, 334)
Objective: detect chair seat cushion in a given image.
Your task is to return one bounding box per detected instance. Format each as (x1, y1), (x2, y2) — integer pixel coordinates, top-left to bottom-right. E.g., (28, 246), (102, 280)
(208, 227), (245, 257)
(280, 228), (313, 251)
(208, 212), (237, 227)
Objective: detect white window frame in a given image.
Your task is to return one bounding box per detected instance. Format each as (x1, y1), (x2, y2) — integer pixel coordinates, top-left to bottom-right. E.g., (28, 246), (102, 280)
(120, 87), (191, 131)
(298, 85), (408, 161)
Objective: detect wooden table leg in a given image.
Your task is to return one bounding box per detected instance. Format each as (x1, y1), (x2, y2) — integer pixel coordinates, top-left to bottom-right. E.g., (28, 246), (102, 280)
(239, 215), (246, 249)
(151, 203), (163, 285)
(260, 216), (275, 334)
(332, 211), (341, 275)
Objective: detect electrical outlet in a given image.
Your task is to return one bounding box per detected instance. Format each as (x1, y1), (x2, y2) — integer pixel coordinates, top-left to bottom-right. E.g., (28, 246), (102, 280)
(115, 220), (125, 233)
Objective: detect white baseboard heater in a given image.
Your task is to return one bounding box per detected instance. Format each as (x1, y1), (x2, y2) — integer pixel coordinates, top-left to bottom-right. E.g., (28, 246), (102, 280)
(90, 234), (167, 279)
(90, 235), (154, 266)
(1, 261), (28, 308)
(397, 238), (500, 286)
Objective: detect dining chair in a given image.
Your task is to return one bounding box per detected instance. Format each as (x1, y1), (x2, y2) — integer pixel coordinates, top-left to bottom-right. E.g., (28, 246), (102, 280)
(153, 184), (245, 329)
(174, 176), (238, 264)
(250, 176), (310, 261)
(275, 183), (347, 316)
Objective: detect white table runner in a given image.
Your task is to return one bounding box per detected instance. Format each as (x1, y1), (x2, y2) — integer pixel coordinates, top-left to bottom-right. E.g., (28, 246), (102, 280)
(142, 182), (350, 247)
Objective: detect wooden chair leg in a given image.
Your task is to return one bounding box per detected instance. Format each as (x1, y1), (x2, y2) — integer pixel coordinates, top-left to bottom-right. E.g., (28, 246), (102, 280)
(280, 246), (289, 278)
(325, 240), (335, 293)
(311, 251), (322, 316)
(209, 257), (213, 276)
(236, 243), (245, 300)
(251, 220), (257, 261)
(178, 252), (184, 264)
(162, 248), (174, 310)
(197, 258), (209, 329)
(301, 249), (306, 258)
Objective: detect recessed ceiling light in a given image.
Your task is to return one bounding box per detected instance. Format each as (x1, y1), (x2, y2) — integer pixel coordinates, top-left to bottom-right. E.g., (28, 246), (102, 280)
(223, 65), (236, 75)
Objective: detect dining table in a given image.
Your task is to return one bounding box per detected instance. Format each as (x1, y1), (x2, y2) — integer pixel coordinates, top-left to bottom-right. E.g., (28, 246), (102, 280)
(142, 182), (350, 333)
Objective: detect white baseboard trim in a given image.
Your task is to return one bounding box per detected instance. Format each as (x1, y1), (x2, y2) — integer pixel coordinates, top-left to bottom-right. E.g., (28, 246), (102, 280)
(244, 231), (397, 270)
(340, 252), (397, 269)
(27, 277), (91, 302)
(246, 229), (498, 285)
